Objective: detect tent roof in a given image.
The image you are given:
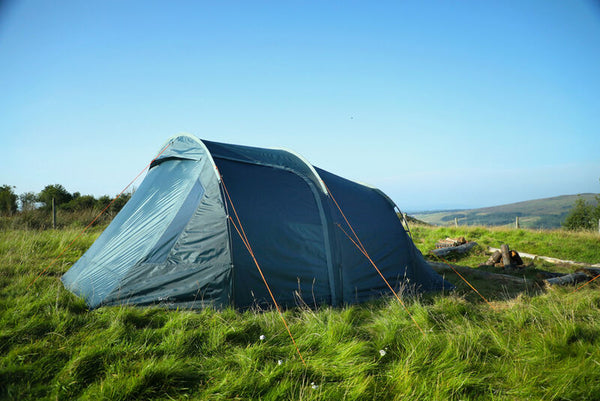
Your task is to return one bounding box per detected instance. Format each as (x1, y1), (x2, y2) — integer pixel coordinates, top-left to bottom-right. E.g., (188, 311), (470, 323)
(154, 134), (397, 202)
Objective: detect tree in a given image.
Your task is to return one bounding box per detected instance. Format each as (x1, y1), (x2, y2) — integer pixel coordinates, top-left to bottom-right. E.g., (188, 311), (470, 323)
(593, 194), (600, 229)
(62, 195), (97, 211)
(95, 195), (112, 212)
(37, 184), (73, 211)
(563, 195), (600, 230)
(0, 185), (18, 215)
(19, 192), (37, 212)
(111, 193), (131, 214)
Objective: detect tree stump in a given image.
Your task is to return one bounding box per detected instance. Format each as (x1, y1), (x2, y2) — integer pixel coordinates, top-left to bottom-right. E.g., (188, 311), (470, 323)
(501, 244), (512, 268)
(510, 250), (523, 266)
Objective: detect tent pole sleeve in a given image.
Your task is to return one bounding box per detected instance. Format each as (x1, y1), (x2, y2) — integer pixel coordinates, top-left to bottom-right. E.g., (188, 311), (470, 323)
(314, 192), (337, 306)
(218, 180), (236, 307)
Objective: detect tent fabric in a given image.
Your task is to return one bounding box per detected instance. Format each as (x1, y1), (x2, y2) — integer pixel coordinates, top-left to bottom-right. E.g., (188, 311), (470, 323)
(62, 134), (451, 309)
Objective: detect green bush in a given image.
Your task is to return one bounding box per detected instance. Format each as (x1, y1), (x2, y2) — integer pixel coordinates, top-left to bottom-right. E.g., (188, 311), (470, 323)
(62, 195), (97, 212)
(563, 195), (600, 231)
(0, 184), (132, 230)
(0, 185), (18, 215)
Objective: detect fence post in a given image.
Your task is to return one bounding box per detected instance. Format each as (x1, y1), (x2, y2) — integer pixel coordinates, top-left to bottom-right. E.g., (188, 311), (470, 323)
(52, 197), (56, 229)
(515, 216), (520, 229)
(454, 217), (458, 227)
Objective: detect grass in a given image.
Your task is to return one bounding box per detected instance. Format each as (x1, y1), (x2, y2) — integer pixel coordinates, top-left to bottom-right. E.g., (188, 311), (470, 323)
(411, 224), (600, 265)
(1, 225), (600, 400)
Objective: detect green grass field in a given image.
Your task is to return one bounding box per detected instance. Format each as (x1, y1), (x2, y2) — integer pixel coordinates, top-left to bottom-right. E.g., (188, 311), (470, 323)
(1, 225), (600, 400)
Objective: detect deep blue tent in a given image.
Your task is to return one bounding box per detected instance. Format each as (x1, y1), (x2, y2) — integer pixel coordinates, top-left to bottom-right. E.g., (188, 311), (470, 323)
(62, 134), (451, 309)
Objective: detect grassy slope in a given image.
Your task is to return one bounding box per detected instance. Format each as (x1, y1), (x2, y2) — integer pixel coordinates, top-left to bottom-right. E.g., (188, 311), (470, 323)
(411, 224), (600, 265)
(413, 193), (599, 228)
(1, 227), (600, 400)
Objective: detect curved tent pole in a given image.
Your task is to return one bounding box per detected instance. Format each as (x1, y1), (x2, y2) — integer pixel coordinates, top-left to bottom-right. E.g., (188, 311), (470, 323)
(263, 147), (338, 306)
(272, 147), (328, 195)
(158, 133), (222, 183)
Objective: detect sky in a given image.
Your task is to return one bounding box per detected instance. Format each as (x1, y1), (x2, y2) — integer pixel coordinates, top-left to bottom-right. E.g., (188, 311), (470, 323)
(1, 1), (599, 212)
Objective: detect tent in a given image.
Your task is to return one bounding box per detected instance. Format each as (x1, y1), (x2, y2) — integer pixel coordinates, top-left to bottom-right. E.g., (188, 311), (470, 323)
(62, 134), (450, 309)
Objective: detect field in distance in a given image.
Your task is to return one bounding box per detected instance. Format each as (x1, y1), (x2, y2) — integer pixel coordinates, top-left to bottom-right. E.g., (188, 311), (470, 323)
(412, 193), (599, 229)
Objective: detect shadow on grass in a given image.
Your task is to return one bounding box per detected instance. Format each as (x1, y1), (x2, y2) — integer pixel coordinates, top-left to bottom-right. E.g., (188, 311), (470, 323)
(424, 255), (548, 304)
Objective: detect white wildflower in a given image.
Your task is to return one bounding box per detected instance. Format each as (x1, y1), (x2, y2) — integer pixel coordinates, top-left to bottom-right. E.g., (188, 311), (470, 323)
(277, 360), (283, 365)
(311, 382), (319, 390)
(259, 334), (266, 341)
(379, 349), (387, 357)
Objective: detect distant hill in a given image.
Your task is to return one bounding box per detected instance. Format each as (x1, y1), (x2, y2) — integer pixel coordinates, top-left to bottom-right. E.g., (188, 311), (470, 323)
(412, 194), (599, 229)
(400, 213), (432, 226)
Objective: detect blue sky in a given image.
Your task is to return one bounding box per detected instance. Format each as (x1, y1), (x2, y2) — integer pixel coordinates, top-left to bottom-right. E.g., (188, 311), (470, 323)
(1, 1), (599, 211)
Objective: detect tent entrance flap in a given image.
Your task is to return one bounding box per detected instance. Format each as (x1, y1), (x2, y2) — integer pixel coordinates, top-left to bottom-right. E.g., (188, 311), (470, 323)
(213, 158), (332, 308)
(62, 157), (207, 308)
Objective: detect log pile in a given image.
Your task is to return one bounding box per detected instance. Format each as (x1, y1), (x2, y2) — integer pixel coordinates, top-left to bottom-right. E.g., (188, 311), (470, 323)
(435, 237), (467, 248)
(488, 247), (600, 269)
(481, 244), (526, 269)
(431, 237), (477, 257)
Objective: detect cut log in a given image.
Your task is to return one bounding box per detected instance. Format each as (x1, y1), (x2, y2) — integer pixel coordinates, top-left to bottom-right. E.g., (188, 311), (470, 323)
(428, 262), (530, 286)
(488, 247), (600, 268)
(430, 241), (477, 257)
(485, 250), (502, 266)
(435, 239), (456, 249)
(501, 244), (512, 268)
(544, 272), (589, 286)
(435, 237), (468, 249)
